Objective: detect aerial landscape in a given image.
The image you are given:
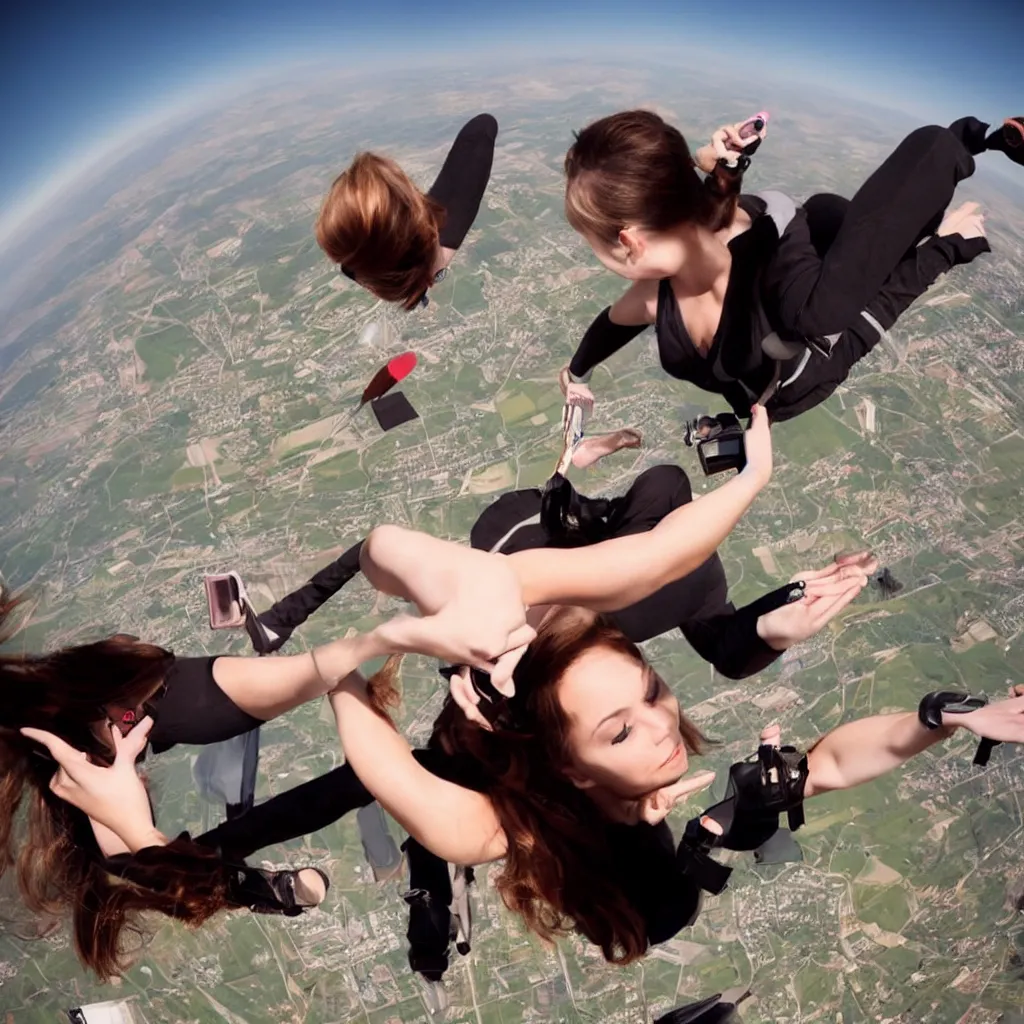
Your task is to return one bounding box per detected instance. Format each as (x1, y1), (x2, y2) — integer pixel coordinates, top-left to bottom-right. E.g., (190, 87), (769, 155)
(0, 52), (1023, 1024)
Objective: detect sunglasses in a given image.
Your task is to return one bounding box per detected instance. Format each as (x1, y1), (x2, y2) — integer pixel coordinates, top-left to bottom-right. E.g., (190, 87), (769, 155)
(339, 265), (448, 308)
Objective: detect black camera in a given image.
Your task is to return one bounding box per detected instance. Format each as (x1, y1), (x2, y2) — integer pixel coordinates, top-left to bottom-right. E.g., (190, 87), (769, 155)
(683, 413), (747, 476)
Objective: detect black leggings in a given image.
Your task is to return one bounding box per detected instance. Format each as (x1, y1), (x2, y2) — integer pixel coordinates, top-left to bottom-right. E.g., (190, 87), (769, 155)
(768, 119), (992, 422)
(781, 117), (984, 338)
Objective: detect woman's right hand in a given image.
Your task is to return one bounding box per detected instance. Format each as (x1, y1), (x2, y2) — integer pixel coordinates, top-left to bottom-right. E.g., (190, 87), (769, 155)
(950, 689), (1024, 743)
(741, 404), (773, 488)
(695, 120), (768, 174)
(19, 718), (164, 853)
(558, 366), (595, 416)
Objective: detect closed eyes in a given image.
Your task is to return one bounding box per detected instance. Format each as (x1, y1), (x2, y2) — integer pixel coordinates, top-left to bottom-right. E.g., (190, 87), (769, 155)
(610, 673), (663, 745)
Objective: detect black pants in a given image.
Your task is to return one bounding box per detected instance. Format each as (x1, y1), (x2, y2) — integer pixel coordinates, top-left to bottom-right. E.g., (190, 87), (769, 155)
(768, 119), (991, 422)
(257, 540), (364, 642)
(783, 117), (984, 338)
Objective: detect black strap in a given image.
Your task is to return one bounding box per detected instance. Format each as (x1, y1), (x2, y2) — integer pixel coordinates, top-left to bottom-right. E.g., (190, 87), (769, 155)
(676, 817), (733, 895)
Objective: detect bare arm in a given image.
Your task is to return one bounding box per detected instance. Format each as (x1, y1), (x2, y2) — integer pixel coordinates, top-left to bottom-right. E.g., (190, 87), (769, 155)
(329, 673), (507, 865)
(211, 628), (394, 721)
(805, 692), (1024, 797)
(363, 409), (770, 618)
(511, 465), (763, 610)
(804, 712), (949, 798)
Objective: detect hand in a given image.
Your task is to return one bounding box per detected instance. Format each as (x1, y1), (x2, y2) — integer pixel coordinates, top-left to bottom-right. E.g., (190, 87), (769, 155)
(375, 549), (536, 691)
(620, 770), (717, 826)
(449, 664), (495, 731)
(740, 404), (773, 488)
(757, 552), (879, 651)
(937, 201), (986, 241)
(948, 692), (1024, 744)
(558, 367), (595, 416)
(19, 718), (164, 853)
(695, 120), (767, 174)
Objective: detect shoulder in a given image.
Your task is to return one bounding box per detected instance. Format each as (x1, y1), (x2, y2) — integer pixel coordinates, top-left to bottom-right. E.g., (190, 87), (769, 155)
(610, 280), (659, 325)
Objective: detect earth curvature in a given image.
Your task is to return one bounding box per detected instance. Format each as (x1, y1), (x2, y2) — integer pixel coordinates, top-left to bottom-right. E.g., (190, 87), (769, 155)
(1, 54), (1023, 1024)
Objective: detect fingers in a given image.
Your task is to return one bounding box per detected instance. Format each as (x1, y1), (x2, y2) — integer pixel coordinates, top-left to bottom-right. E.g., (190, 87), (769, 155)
(699, 815), (724, 836)
(749, 403), (769, 429)
(489, 639), (530, 695)
(113, 716), (154, 762)
(666, 769), (717, 800)
(760, 723), (781, 746)
(801, 574), (869, 599)
(792, 552), (876, 584)
(806, 583), (866, 628)
(450, 667), (493, 732)
(19, 727), (89, 774)
(640, 770), (716, 825)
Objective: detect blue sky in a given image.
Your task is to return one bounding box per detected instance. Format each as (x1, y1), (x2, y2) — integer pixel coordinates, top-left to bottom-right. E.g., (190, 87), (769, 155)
(1, 0), (1021, 238)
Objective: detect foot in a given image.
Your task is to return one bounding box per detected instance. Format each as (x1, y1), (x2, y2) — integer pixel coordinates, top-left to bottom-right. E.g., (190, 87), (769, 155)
(293, 867), (329, 907)
(985, 116), (1024, 165)
(571, 428), (642, 470)
(936, 201), (986, 241)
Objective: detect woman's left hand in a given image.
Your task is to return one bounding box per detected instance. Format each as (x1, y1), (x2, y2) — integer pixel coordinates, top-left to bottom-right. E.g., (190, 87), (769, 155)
(757, 552), (878, 650)
(19, 717), (163, 852)
(619, 770), (717, 826)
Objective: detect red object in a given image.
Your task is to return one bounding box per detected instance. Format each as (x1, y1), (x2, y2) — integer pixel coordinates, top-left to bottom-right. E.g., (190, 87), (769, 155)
(387, 351), (417, 382)
(360, 351), (418, 406)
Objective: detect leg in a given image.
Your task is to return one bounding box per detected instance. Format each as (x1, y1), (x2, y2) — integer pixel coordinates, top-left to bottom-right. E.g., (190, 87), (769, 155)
(196, 762), (375, 860)
(605, 464), (694, 536)
(802, 193), (849, 256)
(785, 124), (977, 337)
(771, 212), (991, 424)
(570, 427), (643, 470)
(258, 540), (364, 649)
(403, 837), (454, 983)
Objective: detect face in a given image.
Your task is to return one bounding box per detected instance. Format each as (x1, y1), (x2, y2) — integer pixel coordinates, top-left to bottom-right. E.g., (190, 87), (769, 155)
(557, 646), (687, 800)
(582, 227), (691, 281)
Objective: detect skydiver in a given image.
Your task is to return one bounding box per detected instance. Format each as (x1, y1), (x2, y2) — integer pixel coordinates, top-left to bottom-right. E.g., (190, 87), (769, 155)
(558, 113), (1024, 423)
(2, 405), (775, 978)
(316, 114), (497, 309)
(32, 528), (1024, 973)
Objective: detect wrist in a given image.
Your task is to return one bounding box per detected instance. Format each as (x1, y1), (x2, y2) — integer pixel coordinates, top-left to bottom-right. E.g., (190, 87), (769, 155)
(735, 462), (769, 495)
(124, 825), (168, 854)
(755, 615), (790, 652)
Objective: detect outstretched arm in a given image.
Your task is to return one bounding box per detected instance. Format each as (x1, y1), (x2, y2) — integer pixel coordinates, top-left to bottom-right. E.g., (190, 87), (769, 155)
(364, 407), (772, 623)
(565, 288), (654, 384)
(329, 672), (507, 866)
(805, 688), (1024, 797)
(510, 408), (772, 610)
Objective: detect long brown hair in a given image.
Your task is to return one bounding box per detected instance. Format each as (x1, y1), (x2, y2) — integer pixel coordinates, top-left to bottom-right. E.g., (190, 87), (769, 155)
(564, 109), (742, 245)
(0, 583), (238, 979)
(423, 607), (706, 963)
(315, 152), (446, 310)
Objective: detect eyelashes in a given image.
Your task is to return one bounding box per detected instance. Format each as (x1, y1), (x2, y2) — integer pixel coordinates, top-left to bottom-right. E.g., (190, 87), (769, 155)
(611, 675), (663, 745)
